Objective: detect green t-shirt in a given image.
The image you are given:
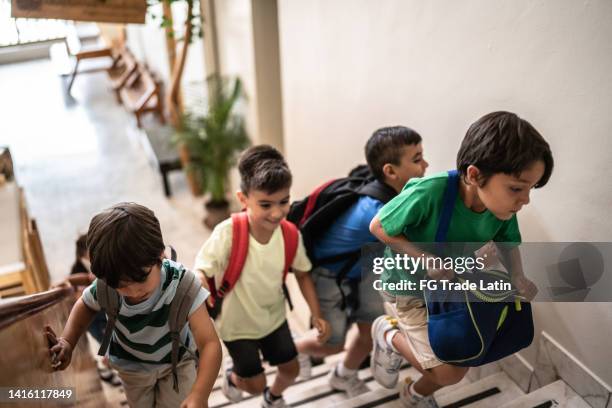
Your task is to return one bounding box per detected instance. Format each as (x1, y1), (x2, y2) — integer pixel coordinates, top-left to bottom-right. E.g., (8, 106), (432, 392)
(378, 171), (522, 296)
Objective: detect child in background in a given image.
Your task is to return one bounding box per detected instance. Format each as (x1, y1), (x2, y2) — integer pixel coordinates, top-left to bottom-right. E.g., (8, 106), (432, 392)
(194, 145), (330, 408)
(49, 203), (222, 408)
(369, 111), (553, 407)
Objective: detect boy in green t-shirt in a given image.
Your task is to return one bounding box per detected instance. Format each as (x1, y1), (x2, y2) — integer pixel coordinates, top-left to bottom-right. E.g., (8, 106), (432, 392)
(369, 111), (554, 407)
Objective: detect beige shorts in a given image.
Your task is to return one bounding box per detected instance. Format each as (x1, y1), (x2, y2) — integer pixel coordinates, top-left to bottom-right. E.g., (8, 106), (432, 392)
(381, 291), (443, 370)
(110, 358), (197, 408)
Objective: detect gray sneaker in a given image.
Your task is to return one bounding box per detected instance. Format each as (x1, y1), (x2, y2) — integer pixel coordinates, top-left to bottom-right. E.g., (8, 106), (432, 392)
(327, 364), (370, 398)
(399, 378), (439, 408)
(297, 353), (312, 380)
(221, 368), (243, 403)
(370, 315), (404, 388)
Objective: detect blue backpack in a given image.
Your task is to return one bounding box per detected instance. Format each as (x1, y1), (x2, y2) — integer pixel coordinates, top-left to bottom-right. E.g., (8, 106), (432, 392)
(424, 170), (534, 366)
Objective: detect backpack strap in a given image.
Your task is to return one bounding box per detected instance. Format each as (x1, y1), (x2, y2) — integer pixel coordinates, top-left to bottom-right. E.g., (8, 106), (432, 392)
(435, 170), (460, 243)
(96, 279), (121, 357)
(299, 179), (337, 227)
(168, 269), (202, 392)
(207, 213), (250, 307)
(358, 180), (397, 204)
(280, 220), (299, 279)
(280, 220), (299, 310)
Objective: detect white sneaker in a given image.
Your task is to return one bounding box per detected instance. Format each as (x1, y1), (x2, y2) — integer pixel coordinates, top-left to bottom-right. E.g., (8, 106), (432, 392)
(370, 315), (404, 388)
(261, 388), (290, 408)
(221, 368), (243, 403)
(297, 353), (312, 380)
(399, 378), (439, 408)
(327, 364), (370, 398)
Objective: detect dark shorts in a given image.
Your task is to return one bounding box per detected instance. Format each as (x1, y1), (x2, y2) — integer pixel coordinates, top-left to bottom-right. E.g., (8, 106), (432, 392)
(223, 320), (297, 378)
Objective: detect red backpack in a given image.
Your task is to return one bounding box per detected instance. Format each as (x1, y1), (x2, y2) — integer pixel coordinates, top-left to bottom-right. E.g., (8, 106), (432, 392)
(206, 212), (299, 319)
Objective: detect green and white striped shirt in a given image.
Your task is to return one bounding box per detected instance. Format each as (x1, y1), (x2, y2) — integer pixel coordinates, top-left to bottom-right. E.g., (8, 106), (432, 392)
(82, 259), (208, 371)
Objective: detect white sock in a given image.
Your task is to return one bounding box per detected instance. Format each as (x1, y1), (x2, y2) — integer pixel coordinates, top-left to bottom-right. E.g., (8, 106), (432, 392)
(337, 362), (357, 378)
(384, 328), (400, 352)
(409, 381), (424, 398)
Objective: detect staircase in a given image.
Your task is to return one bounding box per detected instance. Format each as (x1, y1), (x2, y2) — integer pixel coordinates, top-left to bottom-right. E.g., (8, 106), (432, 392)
(207, 353), (591, 408)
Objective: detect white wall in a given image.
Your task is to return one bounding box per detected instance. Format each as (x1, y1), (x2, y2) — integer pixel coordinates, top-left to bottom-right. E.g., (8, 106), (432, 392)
(278, 0), (612, 383)
(213, 0), (284, 149)
(213, 0), (259, 141)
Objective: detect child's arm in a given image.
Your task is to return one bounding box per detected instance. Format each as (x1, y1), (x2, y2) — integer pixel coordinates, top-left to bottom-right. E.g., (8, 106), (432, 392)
(369, 215), (454, 280)
(181, 305), (222, 408)
(64, 272), (95, 287)
(48, 298), (97, 370)
(194, 269), (214, 308)
(294, 270), (331, 343)
(501, 246), (538, 301)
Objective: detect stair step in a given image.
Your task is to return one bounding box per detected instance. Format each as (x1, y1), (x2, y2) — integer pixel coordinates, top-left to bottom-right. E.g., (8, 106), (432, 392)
(334, 370), (473, 408)
(209, 353), (347, 408)
(499, 380), (590, 408)
(296, 367), (419, 408)
(435, 372), (524, 408)
(210, 360), (413, 408)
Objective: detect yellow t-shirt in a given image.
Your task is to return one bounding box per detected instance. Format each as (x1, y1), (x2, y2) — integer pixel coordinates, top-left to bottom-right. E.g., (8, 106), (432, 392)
(193, 218), (312, 341)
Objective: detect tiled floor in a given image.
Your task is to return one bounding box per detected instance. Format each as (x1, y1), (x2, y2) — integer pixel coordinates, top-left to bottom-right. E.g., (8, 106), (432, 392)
(0, 58), (209, 284)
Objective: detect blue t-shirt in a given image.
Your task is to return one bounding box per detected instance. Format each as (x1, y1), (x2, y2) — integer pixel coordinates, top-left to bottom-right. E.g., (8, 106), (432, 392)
(312, 195), (385, 279)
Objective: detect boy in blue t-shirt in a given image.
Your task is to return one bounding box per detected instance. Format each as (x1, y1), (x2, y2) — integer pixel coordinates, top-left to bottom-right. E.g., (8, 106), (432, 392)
(369, 112), (553, 407)
(295, 126), (429, 397)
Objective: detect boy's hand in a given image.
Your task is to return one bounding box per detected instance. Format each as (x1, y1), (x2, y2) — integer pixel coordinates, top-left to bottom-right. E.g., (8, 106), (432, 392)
(312, 316), (331, 344)
(427, 266), (455, 281)
(52, 280), (72, 289)
(181, 392), (207, 408)
(474, 241), (500, 269)
(45, 325), (73, 371)
(512, 274), (538, 301)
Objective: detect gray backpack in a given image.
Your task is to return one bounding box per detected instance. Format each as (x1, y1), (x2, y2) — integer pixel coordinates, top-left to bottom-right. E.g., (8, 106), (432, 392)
(96, 248), (202, 392)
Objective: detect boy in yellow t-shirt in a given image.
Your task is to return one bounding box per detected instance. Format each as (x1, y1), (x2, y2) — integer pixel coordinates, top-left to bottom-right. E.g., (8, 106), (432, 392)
(194, 145), (330, 408)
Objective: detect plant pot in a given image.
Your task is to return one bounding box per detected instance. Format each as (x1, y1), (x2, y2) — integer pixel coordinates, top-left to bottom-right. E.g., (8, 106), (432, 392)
(203, 199), (231, 229)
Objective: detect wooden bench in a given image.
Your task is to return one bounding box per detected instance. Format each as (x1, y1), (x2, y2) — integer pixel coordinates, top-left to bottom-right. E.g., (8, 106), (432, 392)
(119, 65), (165, 128)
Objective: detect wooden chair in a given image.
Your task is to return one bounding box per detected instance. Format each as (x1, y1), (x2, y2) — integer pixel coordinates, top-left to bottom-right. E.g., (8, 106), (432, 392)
(107, 47), (138, 103)
(119, 65), (165, 128)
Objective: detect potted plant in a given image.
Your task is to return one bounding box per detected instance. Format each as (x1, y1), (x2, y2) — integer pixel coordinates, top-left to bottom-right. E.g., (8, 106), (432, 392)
(174, 75), (250, 228)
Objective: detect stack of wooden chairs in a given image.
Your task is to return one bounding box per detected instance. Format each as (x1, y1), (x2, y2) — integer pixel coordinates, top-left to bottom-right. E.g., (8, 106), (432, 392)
(107, 47), (166, 128)
(0, 187), (50, 298)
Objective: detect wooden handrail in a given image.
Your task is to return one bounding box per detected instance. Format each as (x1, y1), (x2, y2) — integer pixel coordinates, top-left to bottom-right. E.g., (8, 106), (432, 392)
(0, 286), (73, 331)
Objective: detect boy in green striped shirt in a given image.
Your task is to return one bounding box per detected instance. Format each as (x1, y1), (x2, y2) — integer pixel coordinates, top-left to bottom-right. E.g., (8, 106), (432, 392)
(49, 203), (222, 408)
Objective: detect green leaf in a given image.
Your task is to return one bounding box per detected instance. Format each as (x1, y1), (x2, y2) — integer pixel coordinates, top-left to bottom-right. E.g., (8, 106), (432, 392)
(173, 75), (250, 199)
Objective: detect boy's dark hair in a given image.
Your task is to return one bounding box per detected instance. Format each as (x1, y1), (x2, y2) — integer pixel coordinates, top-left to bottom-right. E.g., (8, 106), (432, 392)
(87, 202), (165, 288)
(238, 145), (292, 194)
(456, 111), (553, 187)
(365, 126), (423, 181)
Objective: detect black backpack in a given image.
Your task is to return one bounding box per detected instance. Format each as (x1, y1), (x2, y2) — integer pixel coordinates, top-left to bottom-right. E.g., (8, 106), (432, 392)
(286, 165), (396, 307)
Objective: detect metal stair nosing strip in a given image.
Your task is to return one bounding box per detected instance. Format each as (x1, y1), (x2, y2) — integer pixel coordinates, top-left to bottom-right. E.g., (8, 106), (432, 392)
(209, 364), (411, 408)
